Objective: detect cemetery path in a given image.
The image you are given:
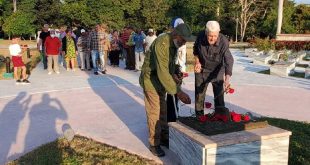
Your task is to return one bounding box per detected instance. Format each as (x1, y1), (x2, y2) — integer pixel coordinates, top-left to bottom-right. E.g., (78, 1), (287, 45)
(0, 49), (309, 165)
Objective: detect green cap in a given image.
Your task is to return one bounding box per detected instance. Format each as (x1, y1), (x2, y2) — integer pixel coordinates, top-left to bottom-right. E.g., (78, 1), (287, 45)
(174, 24), (195, 42)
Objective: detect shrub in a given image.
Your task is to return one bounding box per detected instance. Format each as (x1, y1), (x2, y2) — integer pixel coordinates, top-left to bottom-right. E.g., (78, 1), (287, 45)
(275, 41), (310, 51)
(253, 38), (275, 52)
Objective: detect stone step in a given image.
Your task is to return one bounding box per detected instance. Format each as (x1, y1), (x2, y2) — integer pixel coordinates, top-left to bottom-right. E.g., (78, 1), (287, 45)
(294, 67), (306, 73)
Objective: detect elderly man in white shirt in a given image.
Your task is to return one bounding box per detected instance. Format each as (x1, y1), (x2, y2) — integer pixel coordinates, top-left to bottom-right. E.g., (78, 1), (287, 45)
(144, 29), (157, 53)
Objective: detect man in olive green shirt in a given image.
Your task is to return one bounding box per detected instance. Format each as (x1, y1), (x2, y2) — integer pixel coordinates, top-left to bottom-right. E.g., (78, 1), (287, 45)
(139, 24), (193, 157)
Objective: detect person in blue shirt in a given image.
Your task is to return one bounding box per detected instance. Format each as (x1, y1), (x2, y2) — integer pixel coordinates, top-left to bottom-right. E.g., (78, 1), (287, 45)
(133, 29), (146, 71)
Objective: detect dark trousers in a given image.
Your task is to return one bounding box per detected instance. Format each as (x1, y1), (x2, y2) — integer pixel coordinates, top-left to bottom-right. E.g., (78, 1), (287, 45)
(195, 73), (225, 112)
(127, 46), (135, 70)
(166, 94), (179, 122)
(109, 50), (120, 66)
(41, 49), (47, 69)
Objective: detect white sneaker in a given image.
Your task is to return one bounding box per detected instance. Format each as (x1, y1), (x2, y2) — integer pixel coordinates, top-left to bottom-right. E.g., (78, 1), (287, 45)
(72, 69), (76, 72)
(48, 72), (52, 75)
(56, 71), (60, 74)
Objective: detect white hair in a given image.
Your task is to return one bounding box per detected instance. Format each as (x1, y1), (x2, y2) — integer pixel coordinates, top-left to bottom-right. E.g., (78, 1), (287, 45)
(206, 21), (220, 32)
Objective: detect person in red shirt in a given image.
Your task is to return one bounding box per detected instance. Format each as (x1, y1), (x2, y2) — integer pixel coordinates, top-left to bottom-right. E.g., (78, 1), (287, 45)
(45, 29), (61, 74)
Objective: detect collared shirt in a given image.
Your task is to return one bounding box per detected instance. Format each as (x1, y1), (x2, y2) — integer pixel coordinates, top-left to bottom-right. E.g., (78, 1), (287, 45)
(145, 35), (157, 52)
(193, 31), (234, 78)
(77, 35), (89, 52)
(139, 33), (180, 95)
(133, 33), (145, 53)
(121, 32), (130, 48)
(89, 31), (105, 51)
(45, 36), (61, 55)
(126, 31), (136, 46)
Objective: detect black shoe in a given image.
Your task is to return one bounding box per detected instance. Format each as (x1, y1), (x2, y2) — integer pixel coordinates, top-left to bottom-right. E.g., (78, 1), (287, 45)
(16, 79), (22, 84)
(101, 70), (106, 74)
(149, 146), (165, 157)
(195, 110), (204, 118)
(22, 79), (30, 84)
(94, 72), (98, 75)
(88, 69), (91, 71)
(160, 140), (169, 148)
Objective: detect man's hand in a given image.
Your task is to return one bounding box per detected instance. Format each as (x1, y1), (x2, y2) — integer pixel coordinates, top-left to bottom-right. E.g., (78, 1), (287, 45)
(194, 61), (201, 73)
(62, 51), (65, 56)
(176, 90), (191, 104)
(224, 75), (231, 89)
(172, 74), (182, 85)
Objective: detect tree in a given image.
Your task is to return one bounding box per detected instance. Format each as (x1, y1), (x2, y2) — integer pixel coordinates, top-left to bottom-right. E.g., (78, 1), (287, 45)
(140, 0), (169, 31)
(293, 4), (310, 34)
(34, 0), (62, 29)
(256, 0), (296, 38)
(237, 0), (261, 41)
(168, 0), (218, 34)
(61, 0), (94, 27)
(2, 11), (35, 37)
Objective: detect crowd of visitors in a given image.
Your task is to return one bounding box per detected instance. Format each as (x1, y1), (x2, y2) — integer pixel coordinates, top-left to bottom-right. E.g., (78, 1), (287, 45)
(33, 22), (188, 76)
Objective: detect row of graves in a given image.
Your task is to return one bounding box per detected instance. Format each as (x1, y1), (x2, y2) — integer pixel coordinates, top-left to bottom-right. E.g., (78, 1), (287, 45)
(246, 48), (310, 78)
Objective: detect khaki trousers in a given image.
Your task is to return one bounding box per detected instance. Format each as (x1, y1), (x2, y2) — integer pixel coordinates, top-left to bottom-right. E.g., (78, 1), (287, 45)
(47, 55), (59, 72)
(144, 90), (169, 146)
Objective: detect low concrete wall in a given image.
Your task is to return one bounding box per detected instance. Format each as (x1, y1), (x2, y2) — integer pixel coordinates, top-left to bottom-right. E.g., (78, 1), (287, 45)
(276, 34), (310, 41)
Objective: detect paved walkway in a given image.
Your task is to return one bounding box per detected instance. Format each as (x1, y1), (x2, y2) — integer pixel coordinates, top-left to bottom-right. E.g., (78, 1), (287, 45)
(0, 49), (310, 165)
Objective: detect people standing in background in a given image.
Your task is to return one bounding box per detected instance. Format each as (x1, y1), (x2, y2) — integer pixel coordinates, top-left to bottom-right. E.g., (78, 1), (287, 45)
(77, 29), (91, 71)
(121, 27), (130, 69)
(144, 29), (157, 53)
(126, 26), (136, 70)
(101, 24), (110, 71)
(88, 24), (106, 75)
(62, 29), (78, 71)
(133, 29), (146, 71)
(109, 30), (122, 67)
(45, 29), (61, 74)
(37, 24), (50, 70)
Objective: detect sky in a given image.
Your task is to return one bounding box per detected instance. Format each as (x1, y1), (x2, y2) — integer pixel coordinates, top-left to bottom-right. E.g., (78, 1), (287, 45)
(294, 0), (310, 4)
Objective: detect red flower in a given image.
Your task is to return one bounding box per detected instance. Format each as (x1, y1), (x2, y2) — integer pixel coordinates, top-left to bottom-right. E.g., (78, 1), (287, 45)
(232, 114), (241, 122)
(183, 72), (189, 78)
(213, 114), (229, 122)
(230, 111), (241, 122)
(205, 102), (212, 109)
(242, 115), (250, 122)
(198, 115), (208, 122)
(228, 88), (235, 94)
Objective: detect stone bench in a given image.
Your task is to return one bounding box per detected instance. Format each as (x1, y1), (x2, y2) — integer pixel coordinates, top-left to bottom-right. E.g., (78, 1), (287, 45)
(253, 54), (273, 66)
(169, 122), (291, 165)
(270, 62), (295, 76)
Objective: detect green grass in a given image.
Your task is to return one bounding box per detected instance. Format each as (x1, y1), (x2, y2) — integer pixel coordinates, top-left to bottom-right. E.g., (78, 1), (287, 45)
(262, 117), (310, 165)
(7, 135), (158, 165)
